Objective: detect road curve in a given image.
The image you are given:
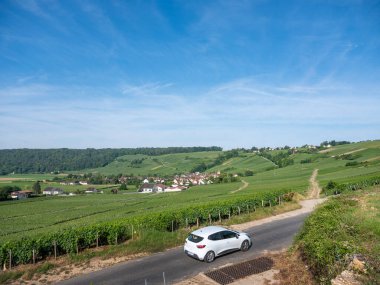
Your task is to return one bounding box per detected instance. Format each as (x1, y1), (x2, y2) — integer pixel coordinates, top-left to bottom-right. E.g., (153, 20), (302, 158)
(58, 212), (311, 285)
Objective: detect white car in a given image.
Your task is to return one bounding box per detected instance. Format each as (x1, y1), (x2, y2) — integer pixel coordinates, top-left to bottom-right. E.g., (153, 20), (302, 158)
(184, 226), (252, 263)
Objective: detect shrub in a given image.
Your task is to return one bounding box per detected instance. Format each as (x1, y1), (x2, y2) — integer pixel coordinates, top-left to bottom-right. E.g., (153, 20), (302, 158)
(296, 198), (359, 283)
(345, 161), (359, 167)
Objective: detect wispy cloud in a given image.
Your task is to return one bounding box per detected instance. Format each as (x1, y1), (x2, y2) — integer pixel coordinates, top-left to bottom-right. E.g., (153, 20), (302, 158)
(14, 0), (51, 20)
(1, 77), (379, 148)
(1, 1), (379, 148)
(122, 83), (173, 97)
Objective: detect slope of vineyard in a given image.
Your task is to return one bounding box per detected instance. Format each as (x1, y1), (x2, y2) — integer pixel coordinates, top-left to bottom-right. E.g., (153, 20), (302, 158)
(0, 140), (379, 268)
(0, 147), (222, 175)
(84, 151), (223, 176)
(206, 153), (275, 174)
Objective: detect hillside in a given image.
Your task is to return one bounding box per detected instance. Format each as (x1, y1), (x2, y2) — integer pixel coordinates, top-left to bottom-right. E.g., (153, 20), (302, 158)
(206, 153), (275, 174)
(0, 147), (222, 175)
(1, 140), (379, 243)
(85, 151), (223, 176)
(85, 151), (277, 176)
(0, 140), (379, 280)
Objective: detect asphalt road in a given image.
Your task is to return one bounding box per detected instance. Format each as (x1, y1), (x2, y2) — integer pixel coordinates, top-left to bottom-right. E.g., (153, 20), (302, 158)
(58, 212), (309, 285)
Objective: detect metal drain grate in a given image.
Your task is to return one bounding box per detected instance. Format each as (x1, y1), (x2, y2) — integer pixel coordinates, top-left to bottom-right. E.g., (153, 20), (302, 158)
(205, 257), (274, 285)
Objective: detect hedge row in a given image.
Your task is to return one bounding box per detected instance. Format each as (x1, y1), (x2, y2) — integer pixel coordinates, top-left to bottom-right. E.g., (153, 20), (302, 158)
(322, 176), (380, 196)
(0, 189), (289, 268)
(295, 197), (359, 284)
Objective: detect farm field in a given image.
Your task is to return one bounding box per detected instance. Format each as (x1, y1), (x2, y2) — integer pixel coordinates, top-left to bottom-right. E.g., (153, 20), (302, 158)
(0, 141), (379, 245)
(0, 181), (249, 243)
(207, 153), (275, 174)
(0, 180), (122, 193)
(83, 151), (223, 176)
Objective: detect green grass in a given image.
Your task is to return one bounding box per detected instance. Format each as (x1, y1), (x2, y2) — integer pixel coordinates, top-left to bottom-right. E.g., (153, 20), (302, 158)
(295, 187), (380, 284)
(0, 179), (137, 194)
(207, 153), (275, 174)
(0, 261), (57, 283)
(0, 173), (66, 180)
(0, 270), (23, 283)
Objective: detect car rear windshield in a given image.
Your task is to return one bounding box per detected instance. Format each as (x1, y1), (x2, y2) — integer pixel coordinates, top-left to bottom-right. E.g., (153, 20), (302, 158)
(188, 234), (204, 243)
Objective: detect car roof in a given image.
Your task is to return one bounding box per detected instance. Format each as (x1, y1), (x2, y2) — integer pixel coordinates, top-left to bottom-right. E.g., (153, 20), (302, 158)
(190, 226), (229, 237)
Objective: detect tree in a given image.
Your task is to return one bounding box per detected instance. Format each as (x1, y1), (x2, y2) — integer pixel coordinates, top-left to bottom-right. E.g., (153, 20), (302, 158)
(0, 186), (20, 200)
(32, 181), (41, 194)
(244, 170), (254, 176)
(119, 183), (127, 190)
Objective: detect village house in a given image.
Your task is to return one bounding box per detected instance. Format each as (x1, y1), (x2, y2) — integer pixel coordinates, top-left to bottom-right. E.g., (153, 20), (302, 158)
(60, 181), (80, 186)
(138, 183), (155, 193)
(172, 172), (216, 187)
(164, 185), (186, 192)
(138, 183), (167, 193)
(154, 183), (166, 193)
(85, 188), (102, 194)
(137, 172), (219, 193)
(10, 190), (33, 199)
(43, 187), (64, 195)
(118, 176), (128, 183)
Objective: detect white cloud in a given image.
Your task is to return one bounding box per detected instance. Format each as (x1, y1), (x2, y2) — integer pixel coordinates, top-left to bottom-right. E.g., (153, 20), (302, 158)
(0, 78), (379, 149)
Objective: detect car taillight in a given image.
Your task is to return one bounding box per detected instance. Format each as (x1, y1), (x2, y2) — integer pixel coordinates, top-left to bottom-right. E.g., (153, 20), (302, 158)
(196, 244), (206, 248)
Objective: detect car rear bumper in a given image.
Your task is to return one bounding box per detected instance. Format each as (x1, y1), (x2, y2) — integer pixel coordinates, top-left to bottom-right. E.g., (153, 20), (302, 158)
(184, 249), (203, 261)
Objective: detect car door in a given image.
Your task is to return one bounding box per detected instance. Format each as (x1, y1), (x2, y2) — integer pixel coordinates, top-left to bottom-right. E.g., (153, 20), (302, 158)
(221, 230), (241, 251)
(208, 231), (225, 256)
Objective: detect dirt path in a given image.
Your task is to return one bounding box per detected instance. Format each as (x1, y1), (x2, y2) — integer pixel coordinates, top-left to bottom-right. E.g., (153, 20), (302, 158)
(319, 148), (335, 153)
(230, 180), (248, 193)
(342, 148), (366, 155)
(365, 155), (380, 162)
(0, 177), (29, 181)
(222, 158), (234, 166)
(308, 169), (321, 199)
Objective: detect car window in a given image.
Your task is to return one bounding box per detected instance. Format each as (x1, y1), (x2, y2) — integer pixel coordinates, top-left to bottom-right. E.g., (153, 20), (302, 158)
(221, 230), (237, 239)
(208, 232), (222, 241)
(188, 234), (204, 243)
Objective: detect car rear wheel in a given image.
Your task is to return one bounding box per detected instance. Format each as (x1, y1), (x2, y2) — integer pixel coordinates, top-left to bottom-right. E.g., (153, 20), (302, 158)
(205, 251), (215, 263)
(241, 240), (250, 252)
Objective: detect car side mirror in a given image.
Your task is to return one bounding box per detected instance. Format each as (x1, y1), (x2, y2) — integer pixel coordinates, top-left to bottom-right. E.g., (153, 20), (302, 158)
(236, 234), (239, 239)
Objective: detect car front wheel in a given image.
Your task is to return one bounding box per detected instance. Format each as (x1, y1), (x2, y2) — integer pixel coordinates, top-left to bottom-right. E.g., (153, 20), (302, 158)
(241, 240), (250, 252)
(204, 251), (215, 263)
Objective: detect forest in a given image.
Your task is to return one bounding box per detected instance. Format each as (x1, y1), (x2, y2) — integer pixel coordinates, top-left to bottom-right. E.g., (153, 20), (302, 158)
(0, 147), (222, 174)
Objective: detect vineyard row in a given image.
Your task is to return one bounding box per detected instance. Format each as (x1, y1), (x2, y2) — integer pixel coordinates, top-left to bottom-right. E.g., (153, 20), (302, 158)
(0, 189), (288, 268)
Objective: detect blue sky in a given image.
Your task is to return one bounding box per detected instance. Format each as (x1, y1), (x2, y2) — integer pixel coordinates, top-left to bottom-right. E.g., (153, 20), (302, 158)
(0, 0), (379, 149)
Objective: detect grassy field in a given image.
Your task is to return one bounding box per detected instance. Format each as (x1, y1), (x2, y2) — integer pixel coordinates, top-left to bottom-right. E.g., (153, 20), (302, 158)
(83, 151), (222, 176)
(0, 140), (379, 245)
(86, 151), (276, 176)
(207, 153), (275, 174)
(0, 181), (253, 243)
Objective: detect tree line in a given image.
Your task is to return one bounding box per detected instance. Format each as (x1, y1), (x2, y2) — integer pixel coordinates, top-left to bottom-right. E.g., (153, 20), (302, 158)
(190, 150), (240, 173)
(0, 147), (222, 175)
(258, 150), (294, 168)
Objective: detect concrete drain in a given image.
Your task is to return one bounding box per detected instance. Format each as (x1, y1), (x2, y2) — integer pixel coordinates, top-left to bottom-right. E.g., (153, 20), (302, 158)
(205, 257), (274, 285)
